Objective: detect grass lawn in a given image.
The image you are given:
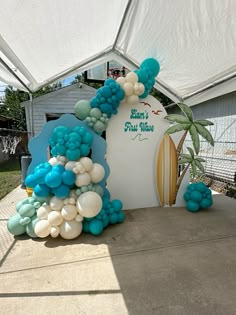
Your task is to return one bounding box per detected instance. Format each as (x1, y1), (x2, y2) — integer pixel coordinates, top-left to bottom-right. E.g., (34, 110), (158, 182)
(0, 159), (21, 200)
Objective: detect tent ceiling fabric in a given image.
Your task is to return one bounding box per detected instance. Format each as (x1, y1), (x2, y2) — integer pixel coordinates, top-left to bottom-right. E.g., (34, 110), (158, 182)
(0, 0), (235, 105)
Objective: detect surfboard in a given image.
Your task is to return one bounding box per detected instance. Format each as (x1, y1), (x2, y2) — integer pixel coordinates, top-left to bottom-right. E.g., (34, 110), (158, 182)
(156, 133), (178, 207)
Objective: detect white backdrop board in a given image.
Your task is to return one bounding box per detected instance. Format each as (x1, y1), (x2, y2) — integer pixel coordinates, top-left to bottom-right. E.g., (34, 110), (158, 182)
(106, 95), (171, 210)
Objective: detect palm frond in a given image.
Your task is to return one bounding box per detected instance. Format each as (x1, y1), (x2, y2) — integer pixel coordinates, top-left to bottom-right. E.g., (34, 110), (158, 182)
(180, 153), (192, 159)
(165, 123), (191, 134)
(196, 157), (205, 162)
(194, 123), (214, 146)
(189, 124), (200, 154)
(164, 114), (190, 124)
(187, 147), (194, 158)
(195, 119), (214, 126)
(179, 158), (192, 164)
(191, 160), (197, 177)
(195, 160), (205, 173)
(177, 103), (193, 122)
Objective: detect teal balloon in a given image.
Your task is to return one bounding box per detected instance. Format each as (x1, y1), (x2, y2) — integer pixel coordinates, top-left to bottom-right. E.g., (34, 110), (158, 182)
(187, 183), (197, 191)
(195, 182), (207, 193)
(190, 190), (203, 202)
(140, 58), (160, 76)
(26, 215), (39, 238)
(117, 211), (125, 223)
(74, 100), (91, 120)
(83, 221), (90, 233)
(19, 204), (35, 218)
(111, 199), (123, 212)
(90, 108), (102, 119)
(102, 215), (109, 228)
(45, 171), (62, 188)
(82, 132), (93, 145)
(66, 148), (81, 160)
(139, 90), (149, 99)
(183, 192), (191, 201)
(7, 214), (26, 236)
(186, 200), (200, 212)
(200, 198), (213, 209)
(80, 144), (90, 156)
(53, 165), (65, 174)
(34, 184), (50, 197)
(25, 174), (37, 188)
(89, 219), (103, 235)
(62, 170), (76, 186)
(137, 69), (148, 83)
(109, 213), (118, 224)
(53, 184), (70, 198)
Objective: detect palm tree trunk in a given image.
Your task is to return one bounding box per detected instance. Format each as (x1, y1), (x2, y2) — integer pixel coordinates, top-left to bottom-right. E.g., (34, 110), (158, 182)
(176, 163), (190, 194)
(176, 130), (188, 157)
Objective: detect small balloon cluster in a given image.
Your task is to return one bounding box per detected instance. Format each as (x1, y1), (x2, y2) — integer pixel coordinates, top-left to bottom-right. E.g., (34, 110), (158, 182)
(49, 125), (93, 160)
(74, 58), (160, 134)
(184, 182), (213, 212)
(7, 125), (125, 240)
(83, 198), (124, 235)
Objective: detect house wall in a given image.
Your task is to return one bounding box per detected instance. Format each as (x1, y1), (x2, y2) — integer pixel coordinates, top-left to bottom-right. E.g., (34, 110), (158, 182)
(24, 83), (96, 136)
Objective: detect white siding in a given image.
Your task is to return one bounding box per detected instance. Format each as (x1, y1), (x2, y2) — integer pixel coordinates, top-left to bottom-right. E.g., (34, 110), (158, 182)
(23, 83), (96, 136)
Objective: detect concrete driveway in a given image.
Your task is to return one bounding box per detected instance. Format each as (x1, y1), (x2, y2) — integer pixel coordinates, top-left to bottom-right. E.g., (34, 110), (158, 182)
(0, 187), (236, 314)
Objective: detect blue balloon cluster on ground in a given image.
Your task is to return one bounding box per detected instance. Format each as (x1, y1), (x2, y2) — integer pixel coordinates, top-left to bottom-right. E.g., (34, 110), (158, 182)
(25, 163), (76, 199)
(48, 125), (93, 160)
(184, 182), (213, 212)
(7, 195), (45, 237)
(135, 58), (160, 98)
(83, 197), (125, 235)
(90, 78), (125, 118)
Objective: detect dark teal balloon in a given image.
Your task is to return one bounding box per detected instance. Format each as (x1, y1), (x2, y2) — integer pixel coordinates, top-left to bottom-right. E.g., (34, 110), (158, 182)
(190, 190), (203, 202)
(34, 184), (50, 197)
(80, 144), (90, 156)
(186, 200), (200, 212)
(183, 192), (191, 201)
(102, 215), (109, 228)
(89, 219), (103, 235)
(53, 184), (70, 198)
(62, 170), (76, 186)
(117, 212), (125, 223)
(111, 199), (123, 212)
(109, 213), (118, 224)
(200, 198), (213, 209)
(140, 58), (160, 77)
(83, 221), (90, 233)
(195, 182), (207, 193)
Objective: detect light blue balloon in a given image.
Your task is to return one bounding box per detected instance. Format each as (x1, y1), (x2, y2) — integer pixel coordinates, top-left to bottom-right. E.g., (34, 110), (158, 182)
(45, 171), (62, 188)
(74, 100), (91, 120)
(19, 204), (35, 218)
(7, 214), (26, 236)
(26, 215), (39, 238)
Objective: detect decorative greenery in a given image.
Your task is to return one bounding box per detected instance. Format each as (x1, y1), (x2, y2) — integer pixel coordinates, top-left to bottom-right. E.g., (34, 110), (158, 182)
(164, 103), (214, 198)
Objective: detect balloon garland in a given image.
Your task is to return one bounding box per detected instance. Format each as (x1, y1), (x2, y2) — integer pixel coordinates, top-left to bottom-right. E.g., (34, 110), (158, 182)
(7, 58), (160, 240)
(184, 182), (213, 212)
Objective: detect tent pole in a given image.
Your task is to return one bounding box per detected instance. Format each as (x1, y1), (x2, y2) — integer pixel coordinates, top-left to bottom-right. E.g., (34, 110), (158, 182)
(29, 93), (34, 138)
(0, 57), (32, 93)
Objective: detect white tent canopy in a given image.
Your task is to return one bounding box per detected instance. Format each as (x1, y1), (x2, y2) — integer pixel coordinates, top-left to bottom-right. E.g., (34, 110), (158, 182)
(0, 0), (235, 105)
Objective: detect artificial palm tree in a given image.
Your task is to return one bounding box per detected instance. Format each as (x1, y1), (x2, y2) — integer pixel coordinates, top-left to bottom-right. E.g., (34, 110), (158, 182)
(177, 147), (205, 191)
(164, 103), (214, 155)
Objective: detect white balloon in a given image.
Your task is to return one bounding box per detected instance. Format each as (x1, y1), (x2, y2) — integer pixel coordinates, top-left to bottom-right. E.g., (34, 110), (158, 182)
(69, 197), (76, 205)
(89, 163), (105, 183)
(134, 82), (145, 95)
(75, 214), (84, 222)
(79, 157), (93, 172)
(116, 76), (126, 87)
(48, 211), (63, 226)
(77, 191), (102, 218)
(123, 82), (134, 96)
(35, 220), (51, 238)
(50, 196), (64, 211)
(126, 72), (138, 84)
(126, 95), (139, 105)
(37, 204), (50, 219)
(65, 161), (76, 171)
(60, 220), (83, 239)
(48, 157), (58, 166)
(75, 172), (91, 187)
(69, 190), (77, 199)
(51, 226), (60, 238)
(57, 155), (67, 165)
(61, 205), (77, 220)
